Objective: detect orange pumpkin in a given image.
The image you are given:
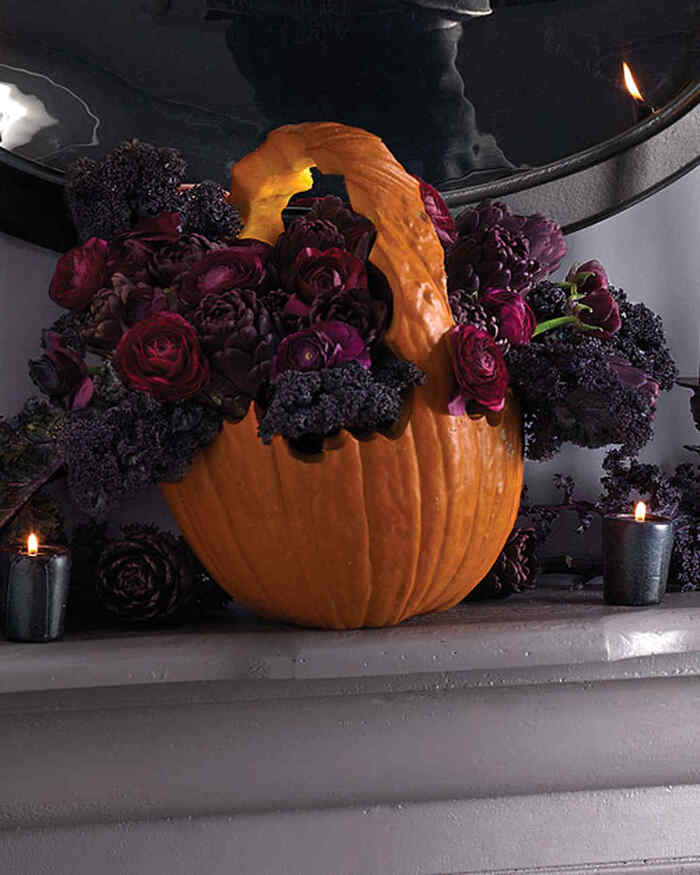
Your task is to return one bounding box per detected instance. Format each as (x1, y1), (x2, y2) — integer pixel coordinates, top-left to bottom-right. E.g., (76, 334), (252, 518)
(162, 122), (523, 629)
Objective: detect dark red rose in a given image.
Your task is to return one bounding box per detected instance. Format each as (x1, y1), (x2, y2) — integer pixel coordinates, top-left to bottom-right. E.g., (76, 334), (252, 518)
(448, 324), (509, 414)
(177, 241), (272, 310)
(49, 237), (108, 311)
(308, 286), (390, 347)
(480, 288), (536, 347)
(566, 259), (609, 296)
(148, 233), (218, 288)
(29, 331), (93, 409)
(575, 288), (621, 339)
(291, 247), (367, 309)
(272, 217), (345, 287)
(132, 213), (181, 235)
(413, 175), (457, 249)
(116, 312), (210, 401)
(270, 321), (370, 380)
(306, 196), (376, 261)
(106, 212), (182, 281)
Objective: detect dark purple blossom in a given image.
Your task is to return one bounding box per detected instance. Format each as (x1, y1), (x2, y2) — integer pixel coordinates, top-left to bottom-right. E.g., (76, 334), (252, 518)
(270, 321), (370, 380)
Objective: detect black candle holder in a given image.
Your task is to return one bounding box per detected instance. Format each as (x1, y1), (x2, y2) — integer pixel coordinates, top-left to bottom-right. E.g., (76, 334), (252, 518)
(0, 546), (71, 642)
(603, 514), (674, 606)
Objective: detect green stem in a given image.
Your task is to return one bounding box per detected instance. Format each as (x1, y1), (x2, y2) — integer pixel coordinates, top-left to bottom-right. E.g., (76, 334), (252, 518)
(532, 315), (577, 337)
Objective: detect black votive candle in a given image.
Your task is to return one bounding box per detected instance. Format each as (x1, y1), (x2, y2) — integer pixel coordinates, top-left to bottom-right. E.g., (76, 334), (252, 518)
(603, 513), (673, 606)
(0, 545), (71, 641)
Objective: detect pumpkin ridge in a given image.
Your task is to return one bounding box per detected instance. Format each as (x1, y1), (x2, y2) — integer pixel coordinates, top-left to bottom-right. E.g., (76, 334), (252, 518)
(354, 442), (375, 626)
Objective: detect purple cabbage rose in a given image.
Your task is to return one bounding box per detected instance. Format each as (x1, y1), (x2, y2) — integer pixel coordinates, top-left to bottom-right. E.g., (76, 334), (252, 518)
(49, 237), (109, 311)
(480, 288), (536, 347)
(448, 323), (509, 414)
(273, 217), (345, 287)
(289, 247), (367, 311)
(270, 321), (370, 380)
(29, 331), (93, 409)
(177, 241), (273, 310)
(107, 212), (181, 281)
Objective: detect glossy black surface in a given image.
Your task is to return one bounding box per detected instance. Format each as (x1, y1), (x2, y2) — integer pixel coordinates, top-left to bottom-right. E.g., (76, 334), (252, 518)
(0, 0), (696, 186)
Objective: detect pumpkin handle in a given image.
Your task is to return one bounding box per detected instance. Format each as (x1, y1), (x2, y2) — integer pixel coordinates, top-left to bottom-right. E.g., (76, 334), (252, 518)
(228, 122), (454, 389)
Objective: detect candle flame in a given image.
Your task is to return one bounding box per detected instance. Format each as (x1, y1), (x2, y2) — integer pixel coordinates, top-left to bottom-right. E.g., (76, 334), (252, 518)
(634, 501), (647, 523)
(27, 533), (39, 555)
(623, 62), (645, 103)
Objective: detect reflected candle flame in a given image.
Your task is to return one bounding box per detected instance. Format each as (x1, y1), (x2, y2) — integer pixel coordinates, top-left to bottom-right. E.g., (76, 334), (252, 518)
(634, 501), (647, 523)
(622, 62), (645, 103)
(27, 533), (39, 555)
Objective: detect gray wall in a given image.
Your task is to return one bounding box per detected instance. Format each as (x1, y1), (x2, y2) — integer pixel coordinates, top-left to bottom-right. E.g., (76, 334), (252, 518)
(1, 168), (698, 541)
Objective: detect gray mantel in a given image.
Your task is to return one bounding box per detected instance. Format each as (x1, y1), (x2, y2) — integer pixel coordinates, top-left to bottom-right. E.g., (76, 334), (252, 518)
(3, 578), (700, 874)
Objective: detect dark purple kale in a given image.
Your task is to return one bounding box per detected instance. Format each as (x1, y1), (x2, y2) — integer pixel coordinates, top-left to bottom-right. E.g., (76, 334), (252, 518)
(525, 280), (570, 323)
(60, 391), (221, 516)
(507, 332), (656, 460)
(609, 286), (678, 390)
(65, 141), (187, 241)
(257, 352), (424, 451)
(176, 180), (243, 242)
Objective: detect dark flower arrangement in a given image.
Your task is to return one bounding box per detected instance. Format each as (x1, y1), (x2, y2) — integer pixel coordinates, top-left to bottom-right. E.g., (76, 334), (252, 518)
(0, 140), (680, 618)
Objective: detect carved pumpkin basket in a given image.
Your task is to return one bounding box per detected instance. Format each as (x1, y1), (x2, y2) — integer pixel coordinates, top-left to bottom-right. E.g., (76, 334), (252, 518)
(162, 122), (523, 629)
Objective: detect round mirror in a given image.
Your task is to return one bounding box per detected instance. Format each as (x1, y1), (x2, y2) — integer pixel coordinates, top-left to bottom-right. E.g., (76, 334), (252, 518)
(0, 0), (697, 249)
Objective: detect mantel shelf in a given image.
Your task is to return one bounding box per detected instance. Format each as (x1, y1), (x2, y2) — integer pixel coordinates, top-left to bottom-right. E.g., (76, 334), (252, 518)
(3, 577), (700, 697)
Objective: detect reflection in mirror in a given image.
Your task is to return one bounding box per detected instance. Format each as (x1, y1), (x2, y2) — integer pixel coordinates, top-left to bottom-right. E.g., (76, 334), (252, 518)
(0, 0), (697, 192)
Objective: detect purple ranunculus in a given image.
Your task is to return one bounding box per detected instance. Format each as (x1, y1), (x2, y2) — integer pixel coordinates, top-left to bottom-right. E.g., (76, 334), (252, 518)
(305, 196), (376, 261)
(49, 237), (109, 311)
(29, 331), (93, 409)
(106, 212), (182, 281)
(448, 323), (509, 414)
(270, 321), (370, 380)
(291, 247), (367, 308)
(413, 175), (457, 249)
(566, 259), (609, 296)
(272, 217), (346, 287)
(480, 288), (536, 347)
(177, 241), (272, 310)
(148, 233), (218, 288)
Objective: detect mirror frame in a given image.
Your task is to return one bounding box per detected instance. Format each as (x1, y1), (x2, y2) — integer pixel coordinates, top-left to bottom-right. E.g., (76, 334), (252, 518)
(0, 81), (697, 252)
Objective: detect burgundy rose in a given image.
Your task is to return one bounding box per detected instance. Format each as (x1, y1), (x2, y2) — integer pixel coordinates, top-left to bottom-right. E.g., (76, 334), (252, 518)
(308, 286), (390, 347)
(106, 212), (182, 281)
(448, 324), (509, 414)
(273, 217), (345, 287)
(414, 175), (457, 249)
(148, 233), (217, 288)
(566, 259), (609, 296)
(575, 288), (621, 339)
(29, 331), (93, 409)
(270, 321), (370, 379)
(177, 241), (272, 310)
(480, 288), (536, 347)
(306, 196), (376, 261)
(291, 247), (367, 309)
(116, 312), (210, 401)
(49, 237), (108, 311)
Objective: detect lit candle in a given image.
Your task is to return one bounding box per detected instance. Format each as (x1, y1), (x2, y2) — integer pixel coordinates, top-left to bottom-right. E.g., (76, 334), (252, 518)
(603, 502), (674, 606)
(0, 533), (71, 642)
(622, 62), (656, 122)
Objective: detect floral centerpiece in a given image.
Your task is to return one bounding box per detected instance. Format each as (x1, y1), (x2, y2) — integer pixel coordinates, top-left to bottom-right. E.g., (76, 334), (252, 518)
(0, 123), (677, 627)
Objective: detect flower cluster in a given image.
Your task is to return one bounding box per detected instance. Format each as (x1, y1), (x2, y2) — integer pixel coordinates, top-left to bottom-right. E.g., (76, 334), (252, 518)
(433, 191), (675, 458)
(27, 143), (431, 512)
